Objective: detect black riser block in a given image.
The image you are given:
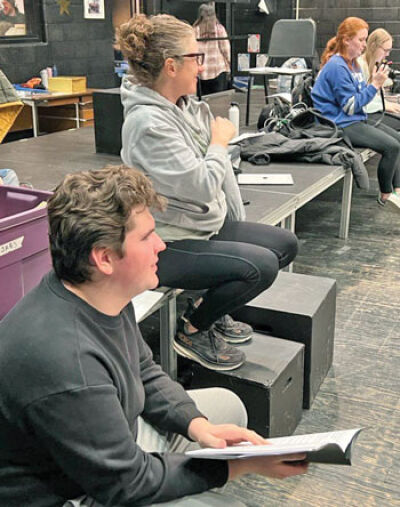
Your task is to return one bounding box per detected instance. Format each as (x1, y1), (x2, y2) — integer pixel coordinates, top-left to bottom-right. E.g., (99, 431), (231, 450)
(190, 332), (304, 437)
(232, 272), (336, 409)
(93, 89), (123, 155)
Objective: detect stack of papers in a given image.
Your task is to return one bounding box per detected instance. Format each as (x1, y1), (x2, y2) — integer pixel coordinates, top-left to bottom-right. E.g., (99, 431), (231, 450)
(248, 66), (312, 75)
(186, 428), (363, 465)
(238, 173), (294, 185)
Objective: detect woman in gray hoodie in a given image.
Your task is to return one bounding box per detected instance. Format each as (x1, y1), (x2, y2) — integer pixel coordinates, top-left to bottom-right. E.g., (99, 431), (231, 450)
(119, 14), (298, 372)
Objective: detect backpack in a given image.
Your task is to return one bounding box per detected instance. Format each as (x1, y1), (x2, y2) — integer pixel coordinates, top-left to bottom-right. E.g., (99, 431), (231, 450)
(276, 57), (307, 93)
(256, 97), (291, 131)
(288, 107), (339, 139)
(291, 74), (314, 108)
(258, 99), (339, 139)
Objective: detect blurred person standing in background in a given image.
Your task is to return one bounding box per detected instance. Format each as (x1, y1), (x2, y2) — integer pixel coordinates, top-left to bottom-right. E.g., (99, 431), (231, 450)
(194, 3), (231, 95)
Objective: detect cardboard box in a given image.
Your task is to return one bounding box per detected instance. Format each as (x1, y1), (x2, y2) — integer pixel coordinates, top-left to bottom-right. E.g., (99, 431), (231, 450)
(48, 76), (87, 93)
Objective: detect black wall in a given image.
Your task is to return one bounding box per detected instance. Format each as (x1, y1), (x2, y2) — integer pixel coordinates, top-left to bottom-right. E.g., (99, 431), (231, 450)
(2, 0), (398, 89)
(158, 0), (293, 75)
(232, 1), (292, 74)
(0, 0), (115, 88)
(160, 0), (400, 72)
(298, 0), (400, 69)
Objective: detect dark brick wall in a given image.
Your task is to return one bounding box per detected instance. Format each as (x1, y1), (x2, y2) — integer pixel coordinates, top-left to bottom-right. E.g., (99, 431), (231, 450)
(160, 0), (293, 75)
(4, 0), (395, 89)
(155, 1), (400, 74)
(230, 1), (293, 74)
(0, 0), (115, 88)
(297, 0), (400, 69)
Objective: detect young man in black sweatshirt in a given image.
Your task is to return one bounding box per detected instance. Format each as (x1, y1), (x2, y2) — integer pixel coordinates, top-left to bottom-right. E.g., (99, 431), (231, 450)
(0, 164), (307, 506)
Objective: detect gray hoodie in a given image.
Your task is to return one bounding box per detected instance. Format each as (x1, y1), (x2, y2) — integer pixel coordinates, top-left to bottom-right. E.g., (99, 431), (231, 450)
(120, 78), (245, 239)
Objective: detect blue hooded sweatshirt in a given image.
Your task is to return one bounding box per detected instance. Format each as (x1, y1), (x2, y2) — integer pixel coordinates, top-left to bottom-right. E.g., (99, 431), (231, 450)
(311, 54), (377, 128)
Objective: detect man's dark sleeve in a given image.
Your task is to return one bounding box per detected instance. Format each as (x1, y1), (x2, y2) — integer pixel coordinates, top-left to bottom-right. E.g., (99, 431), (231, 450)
(23, 385), (229, 506)
(136, 323), (207, 436)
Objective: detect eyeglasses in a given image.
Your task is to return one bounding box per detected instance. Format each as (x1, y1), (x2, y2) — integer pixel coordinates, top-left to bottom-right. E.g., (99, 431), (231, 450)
(174, 53), (205, 65)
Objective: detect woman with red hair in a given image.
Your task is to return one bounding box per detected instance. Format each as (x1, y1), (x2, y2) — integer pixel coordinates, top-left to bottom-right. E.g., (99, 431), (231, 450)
(312, 17), (400, 211)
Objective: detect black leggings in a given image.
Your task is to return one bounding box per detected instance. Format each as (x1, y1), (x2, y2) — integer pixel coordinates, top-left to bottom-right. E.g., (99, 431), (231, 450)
(368, 112), (400, 132)
(157, 221), (298, 330)
(343, 120), (400, 193)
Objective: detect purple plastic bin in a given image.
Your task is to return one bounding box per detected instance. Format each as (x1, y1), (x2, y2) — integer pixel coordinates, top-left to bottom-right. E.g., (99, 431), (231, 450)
(0, 185), (53, 319)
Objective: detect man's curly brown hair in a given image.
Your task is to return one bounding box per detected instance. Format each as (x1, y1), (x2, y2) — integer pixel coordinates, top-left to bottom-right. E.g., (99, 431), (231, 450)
(48, 164), (166, 284)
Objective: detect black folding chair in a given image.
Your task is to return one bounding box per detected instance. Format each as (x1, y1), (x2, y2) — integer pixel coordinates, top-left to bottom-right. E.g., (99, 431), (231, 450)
(245, 18), (317, 125)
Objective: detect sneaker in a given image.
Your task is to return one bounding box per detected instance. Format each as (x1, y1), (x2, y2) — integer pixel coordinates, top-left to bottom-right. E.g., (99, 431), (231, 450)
(385, 192), (400, 211)
(174, 319), (245, 371)
(183, 298), (253, 344)
(213, 314), (253, 344)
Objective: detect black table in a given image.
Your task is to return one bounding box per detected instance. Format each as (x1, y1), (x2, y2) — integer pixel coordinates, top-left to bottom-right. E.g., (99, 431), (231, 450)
(239, 160), (353, 239)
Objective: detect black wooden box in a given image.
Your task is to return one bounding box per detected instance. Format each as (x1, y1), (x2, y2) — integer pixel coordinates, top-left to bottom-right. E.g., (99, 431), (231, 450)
(233, 272), (336, 409)
(93, 89), (123, 155)
(190, 332), (304, 437)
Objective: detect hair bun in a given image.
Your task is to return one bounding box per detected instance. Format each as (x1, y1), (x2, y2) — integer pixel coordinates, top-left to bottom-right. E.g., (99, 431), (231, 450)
(118, 14), (154, 62)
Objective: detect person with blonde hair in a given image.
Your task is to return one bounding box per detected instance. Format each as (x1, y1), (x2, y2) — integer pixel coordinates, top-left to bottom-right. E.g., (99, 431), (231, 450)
(312, 17), (400, 210)
(358, 28), (400, 126)
(118, 13), (298, 371)
(193, 2), (231, 95)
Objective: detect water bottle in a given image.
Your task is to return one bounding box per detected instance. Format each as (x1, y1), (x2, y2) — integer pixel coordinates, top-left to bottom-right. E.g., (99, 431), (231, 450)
(229, 102), (240, 137)
(40, 69), (49, 89)
(52, 64), (58, 77)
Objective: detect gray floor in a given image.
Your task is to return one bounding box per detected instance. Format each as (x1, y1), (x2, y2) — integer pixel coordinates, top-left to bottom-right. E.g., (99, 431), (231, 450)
(224, 90), (400, 506)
